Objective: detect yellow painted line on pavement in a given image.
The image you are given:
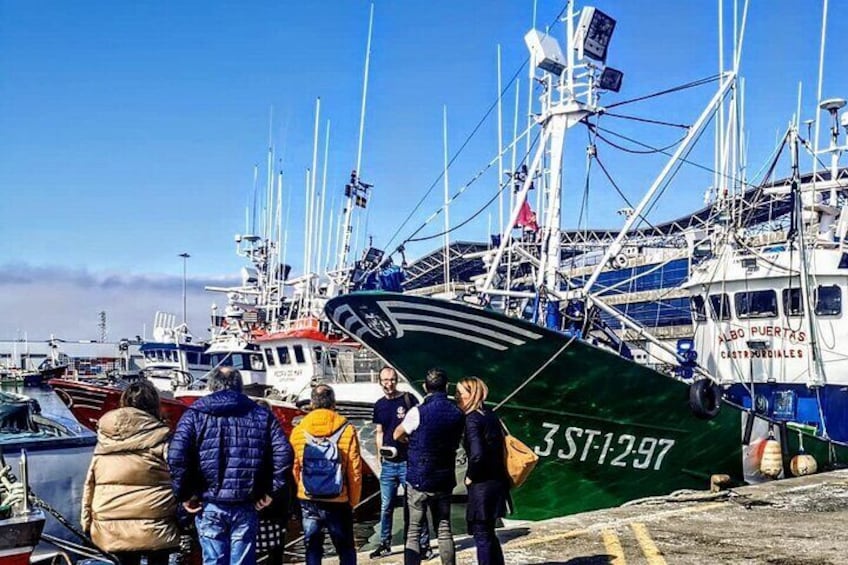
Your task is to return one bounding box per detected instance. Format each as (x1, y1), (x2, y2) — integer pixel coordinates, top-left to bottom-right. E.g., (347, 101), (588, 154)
(631, 522), (667, 565)
(508, 526), (591, 549)
(507, 501), (727, 550)
(601, 529), (627, 565)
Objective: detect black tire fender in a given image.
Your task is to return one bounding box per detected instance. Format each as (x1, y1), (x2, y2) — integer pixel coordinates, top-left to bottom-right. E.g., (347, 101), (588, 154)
(688, 379), (722, 420)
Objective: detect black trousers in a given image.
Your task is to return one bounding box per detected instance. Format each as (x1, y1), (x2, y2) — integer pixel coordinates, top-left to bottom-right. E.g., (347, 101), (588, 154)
(469, 520), (504, 565)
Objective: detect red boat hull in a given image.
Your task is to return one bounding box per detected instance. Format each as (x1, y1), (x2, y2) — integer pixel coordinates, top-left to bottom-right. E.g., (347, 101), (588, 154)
(0, 510), (45, 565)
(48, 379), (302, 435)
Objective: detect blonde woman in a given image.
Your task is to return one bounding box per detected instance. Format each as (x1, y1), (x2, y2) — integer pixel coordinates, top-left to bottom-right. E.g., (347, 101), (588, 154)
(455, 377), (508, 565)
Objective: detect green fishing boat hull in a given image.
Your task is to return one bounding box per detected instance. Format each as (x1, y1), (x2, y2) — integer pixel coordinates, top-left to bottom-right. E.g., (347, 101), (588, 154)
(326, 292), (845, 521)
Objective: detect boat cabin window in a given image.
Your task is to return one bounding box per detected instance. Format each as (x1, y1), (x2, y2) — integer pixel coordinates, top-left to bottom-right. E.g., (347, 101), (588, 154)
(251, 354), (265, 371)
(815, 285), (841, 316)
(293, 345), (306, 364)
(735, 290), (778, 319)
(263, 348), (275, 367)
(708, 294), (731, 321)
(782, 288), (804, 316)
(186, 352), (200, 365)
(313, 346), (323, 365)
(231, 354), (247, 370)
(690, 296), (707, 321)
(276, 347), (291, 365)
(201, 354), (211, 365)
(208, 353), (231, 367)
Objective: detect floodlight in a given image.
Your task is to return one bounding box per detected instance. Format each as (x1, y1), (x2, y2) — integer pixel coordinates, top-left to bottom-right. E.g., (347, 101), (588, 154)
(575, 7), (616, 62)
(524, 29), (566, 76)
(363, 247), (384, 265)
(241, 267), (259, 286)
(840, 112), (848, 134)
(599, 67), (623, 92)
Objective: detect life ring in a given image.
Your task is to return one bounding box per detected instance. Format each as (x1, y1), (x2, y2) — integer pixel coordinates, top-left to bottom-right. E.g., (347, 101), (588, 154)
(688, 379), (722, 419)
(612, 254), (628, 269)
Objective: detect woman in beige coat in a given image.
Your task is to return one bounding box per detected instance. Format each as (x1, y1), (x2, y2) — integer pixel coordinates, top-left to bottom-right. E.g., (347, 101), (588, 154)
(81, 380), (180, 565)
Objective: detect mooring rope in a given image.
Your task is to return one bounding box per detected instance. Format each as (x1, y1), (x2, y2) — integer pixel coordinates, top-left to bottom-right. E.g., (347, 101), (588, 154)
(493, 334), (577, 412)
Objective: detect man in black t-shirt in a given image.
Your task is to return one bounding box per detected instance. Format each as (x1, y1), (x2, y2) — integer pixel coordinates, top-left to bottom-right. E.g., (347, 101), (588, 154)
(369, 366), (432, 560)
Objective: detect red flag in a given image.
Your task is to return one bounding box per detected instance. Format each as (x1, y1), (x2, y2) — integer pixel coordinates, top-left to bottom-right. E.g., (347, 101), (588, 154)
(516, 199), (539, 231)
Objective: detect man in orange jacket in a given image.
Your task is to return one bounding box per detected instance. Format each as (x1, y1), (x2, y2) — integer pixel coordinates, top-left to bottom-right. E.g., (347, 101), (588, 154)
(291, 384), (362, 564)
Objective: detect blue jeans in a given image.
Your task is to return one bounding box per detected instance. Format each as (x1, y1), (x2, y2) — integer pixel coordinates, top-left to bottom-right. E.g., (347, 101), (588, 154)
(379, 460), (431, 547)
(195, 501), (258, 565)
(301, 499), (356, 565)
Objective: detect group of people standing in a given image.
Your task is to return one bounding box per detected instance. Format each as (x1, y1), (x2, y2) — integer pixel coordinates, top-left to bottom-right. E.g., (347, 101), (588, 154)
(371, 367), (510, 565)
(80, 364), (509, 565)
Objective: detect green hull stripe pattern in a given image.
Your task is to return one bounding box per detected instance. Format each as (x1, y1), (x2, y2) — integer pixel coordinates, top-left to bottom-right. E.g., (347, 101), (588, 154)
(326, 292), (845, 521)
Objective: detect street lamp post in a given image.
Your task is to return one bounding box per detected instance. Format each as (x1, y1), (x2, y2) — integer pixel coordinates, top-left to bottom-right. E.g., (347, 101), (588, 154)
(179, 253), (191, 325)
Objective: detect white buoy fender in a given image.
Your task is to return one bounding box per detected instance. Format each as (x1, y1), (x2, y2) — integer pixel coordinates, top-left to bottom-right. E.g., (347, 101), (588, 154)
(760, 436), (783, 478)
(790, 452), (818, 476)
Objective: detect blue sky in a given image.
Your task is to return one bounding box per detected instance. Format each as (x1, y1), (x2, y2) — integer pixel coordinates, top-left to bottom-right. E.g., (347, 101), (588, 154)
(2, 0), (847, 339)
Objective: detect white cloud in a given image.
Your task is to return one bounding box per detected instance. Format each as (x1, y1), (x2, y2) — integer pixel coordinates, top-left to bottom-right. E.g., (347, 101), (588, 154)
(0, 264), (239, 341)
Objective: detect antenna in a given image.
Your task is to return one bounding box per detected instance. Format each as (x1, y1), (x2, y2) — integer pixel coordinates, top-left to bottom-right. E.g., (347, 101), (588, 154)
(98, 311), (107, 343)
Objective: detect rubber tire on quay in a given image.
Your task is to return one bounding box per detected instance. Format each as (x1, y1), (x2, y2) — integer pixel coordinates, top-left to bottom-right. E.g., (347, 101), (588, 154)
(688, 379), (722, 420)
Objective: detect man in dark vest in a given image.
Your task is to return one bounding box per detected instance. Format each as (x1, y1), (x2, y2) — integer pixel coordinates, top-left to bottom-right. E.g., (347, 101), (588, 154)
(394, 367), (464, 565)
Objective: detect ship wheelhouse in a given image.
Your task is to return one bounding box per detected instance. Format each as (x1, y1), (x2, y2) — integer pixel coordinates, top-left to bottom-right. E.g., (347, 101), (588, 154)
(686, 246), (848, 440)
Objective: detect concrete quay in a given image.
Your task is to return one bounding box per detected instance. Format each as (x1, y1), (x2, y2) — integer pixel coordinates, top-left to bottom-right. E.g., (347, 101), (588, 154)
(328, 469), (848, 564)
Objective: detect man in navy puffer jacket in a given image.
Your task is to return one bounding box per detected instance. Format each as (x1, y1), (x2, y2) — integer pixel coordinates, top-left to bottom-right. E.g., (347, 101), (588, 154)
(169, 367), (293, 565)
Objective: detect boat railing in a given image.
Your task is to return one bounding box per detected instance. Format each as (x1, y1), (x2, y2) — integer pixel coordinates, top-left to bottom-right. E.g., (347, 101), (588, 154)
(405, 281), (474, 297)
(290, 317), (321, 331)
(325, 348), (383, 384)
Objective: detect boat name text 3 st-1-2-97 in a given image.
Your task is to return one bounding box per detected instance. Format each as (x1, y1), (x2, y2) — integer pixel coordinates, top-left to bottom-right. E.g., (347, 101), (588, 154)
(533, 423), (676, 471)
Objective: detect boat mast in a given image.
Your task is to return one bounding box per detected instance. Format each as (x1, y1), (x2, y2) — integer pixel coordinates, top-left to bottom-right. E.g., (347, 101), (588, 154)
(481, 2), (590, 297)
(266, 107), (274, 241)
(497, 44), (505, 234)
(303, 167), (311, 277)
(271, 167), (284, 326)
(443, 105), (451, 294)
(308, 97), (321, 286)
(540, 3), (577, 295)
(811, 0), (828, 204)
(337, 2), (374, 274)
(580, 73), (736, 295)
(317, 119), (330, 281)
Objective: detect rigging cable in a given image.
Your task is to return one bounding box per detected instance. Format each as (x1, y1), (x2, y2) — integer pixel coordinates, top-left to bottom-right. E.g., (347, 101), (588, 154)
(605, 74), (722, 110)
(602, 111), (690, 129)
(493, 334), (578, 412)
(593, 149), (660, 234)
(382, 63), (528, 252)
(405, 131), (540, 244)
(574, 121), (597, 250)
(591, 126), (690, 155)
(382, 3), (574, 253)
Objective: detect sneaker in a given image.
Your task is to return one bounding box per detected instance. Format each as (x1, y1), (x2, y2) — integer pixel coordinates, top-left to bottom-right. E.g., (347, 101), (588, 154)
(369, 542), (392, 559)
(422, 546), (436, 561)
